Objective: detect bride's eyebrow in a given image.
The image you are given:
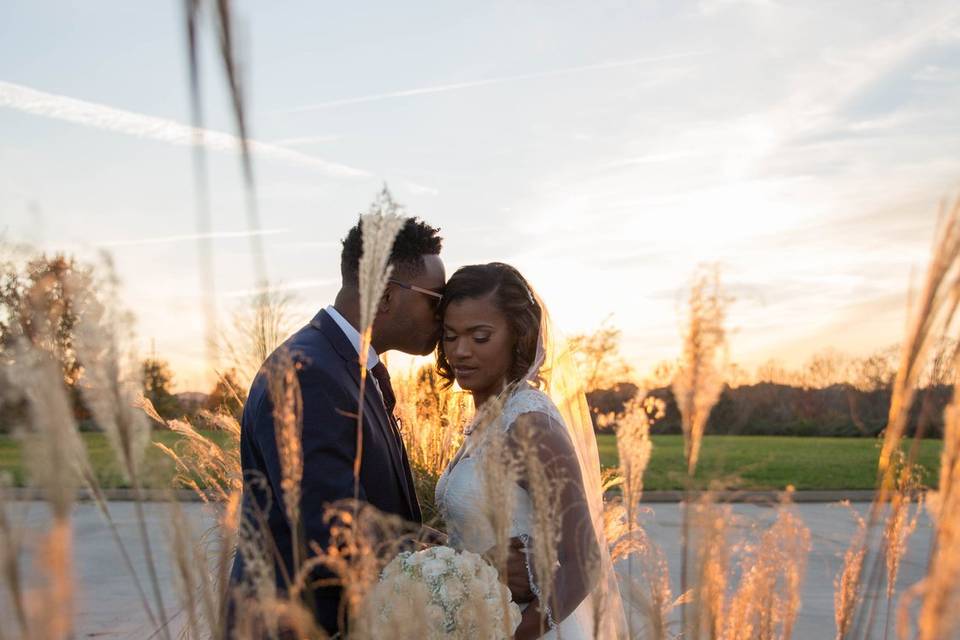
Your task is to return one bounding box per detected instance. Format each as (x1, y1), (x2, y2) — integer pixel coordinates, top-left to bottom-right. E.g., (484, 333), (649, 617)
(443, 323), (495, 331)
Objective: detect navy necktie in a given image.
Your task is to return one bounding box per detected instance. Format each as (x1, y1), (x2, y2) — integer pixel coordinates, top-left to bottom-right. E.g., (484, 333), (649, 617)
(370, 361), (396, 415)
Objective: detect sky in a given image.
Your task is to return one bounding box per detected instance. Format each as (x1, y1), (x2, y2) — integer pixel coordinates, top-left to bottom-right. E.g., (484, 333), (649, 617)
(1, 0), (959, 391)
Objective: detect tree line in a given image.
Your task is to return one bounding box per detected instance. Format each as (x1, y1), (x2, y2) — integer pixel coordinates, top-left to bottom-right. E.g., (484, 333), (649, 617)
(2, 250), (950, 438)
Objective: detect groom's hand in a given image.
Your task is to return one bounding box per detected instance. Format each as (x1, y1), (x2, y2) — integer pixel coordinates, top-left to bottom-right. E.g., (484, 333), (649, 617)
(505, 537), (535, 603)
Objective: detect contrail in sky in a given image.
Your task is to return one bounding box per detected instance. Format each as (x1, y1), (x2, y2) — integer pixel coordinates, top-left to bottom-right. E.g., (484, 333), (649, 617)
(283, 51), (705, 112)
(0, 80), (370, 178)
(99, 228), (290, 248)
(221, 278), (338, 298)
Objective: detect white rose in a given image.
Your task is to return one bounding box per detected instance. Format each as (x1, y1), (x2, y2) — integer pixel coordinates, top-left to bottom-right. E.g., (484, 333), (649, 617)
(433, 545), (455, 560)
(459, 549), (481, 563)
(452, 553), (475, 575)
(421, 558), (448, 581)
(478, 562), (499, 584)
(438, 575), (464, 602)
(467, 576), (488, 598)
(507, 601), (522, 631)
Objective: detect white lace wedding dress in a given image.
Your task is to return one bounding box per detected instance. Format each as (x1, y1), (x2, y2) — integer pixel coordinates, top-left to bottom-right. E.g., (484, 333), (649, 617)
(435, 387), (597, 640)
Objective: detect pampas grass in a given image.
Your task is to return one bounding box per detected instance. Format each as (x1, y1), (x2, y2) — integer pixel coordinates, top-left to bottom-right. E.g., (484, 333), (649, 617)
(722, 497), (810, 640)
(3, 2), (958, 635)
(684, 495), (731, 640)
(352, 188), (406, 503)
(838, 198), (960, 640)
(908, 359), (960, 639)
(606, 503), (677, 640)
(673, 265), (728, 477)
(68, 259), (172, 640)
(265, 347), (305, 569)
(835, 503), (868, 639)
(514, 421), (563, 636)
(358, 188), (406, 338)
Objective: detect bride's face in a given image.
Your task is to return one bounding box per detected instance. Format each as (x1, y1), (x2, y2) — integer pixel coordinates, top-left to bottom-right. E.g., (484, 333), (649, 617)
(441, 293), (514, 399)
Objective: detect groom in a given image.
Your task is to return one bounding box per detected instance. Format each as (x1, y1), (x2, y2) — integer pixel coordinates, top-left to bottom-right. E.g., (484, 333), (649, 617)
(228, 217), (446, 634)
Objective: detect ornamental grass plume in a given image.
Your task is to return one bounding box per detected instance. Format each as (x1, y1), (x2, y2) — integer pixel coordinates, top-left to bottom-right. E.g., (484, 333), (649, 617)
(606, 504), (676, 640)
(910, 364), (960, 639)
(476, 395), (518, 640)
(4, 321), (157, 628)
(672, 264), (728, 477)
(393, 365), (470, 527)
(878, 199), (960, 488)
(841, 198), (960, 640)
(616, 394), (660, 517)
(608, 393), (667, 638)
(683, 495), (731, 640)
(70, 259), (151, 487)
(233, 488), (280, 637)
(881, 457), (923, 638)
(0, 485), (28, 638)
(834, 503), (868, 640)
(265, 348), (305, 567)
(68, 257), (172, 640)
(352, 187), (406, 501)
(167, 499), (219, 640)
(1, 343), (83, 640)
(309, 500), (419, 633)
(5, 341), (85, 520)
(394, 365), (470, 478)
(514, 422), (563, 636)
(358, 187), (406, 337)
(147, 402), (242, 502)
(722, 496), (810, 640)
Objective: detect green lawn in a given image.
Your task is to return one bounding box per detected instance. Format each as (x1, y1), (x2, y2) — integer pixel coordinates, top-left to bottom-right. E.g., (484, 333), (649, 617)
(0, 432), (943, 491)
(0, 430), (235, 489)
(596, 434), (942, 491)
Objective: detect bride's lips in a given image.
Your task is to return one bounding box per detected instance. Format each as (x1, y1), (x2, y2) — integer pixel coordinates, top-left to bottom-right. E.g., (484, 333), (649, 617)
(454, 366), (478, 380)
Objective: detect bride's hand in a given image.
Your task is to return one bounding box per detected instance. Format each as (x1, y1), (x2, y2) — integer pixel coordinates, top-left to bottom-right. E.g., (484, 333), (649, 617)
(483, 537), (534, 603)
(416, 525), (447, 547)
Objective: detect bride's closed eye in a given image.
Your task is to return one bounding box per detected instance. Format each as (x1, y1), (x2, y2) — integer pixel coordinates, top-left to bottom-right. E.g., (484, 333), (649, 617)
(443, 332), (492, 343)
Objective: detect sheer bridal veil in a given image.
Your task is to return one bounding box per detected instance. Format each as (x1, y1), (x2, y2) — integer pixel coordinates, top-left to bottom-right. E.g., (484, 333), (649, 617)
(520, 287), (628, 639)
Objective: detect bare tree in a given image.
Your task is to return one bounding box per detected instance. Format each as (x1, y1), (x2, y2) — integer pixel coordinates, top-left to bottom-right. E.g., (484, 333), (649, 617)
(220, 287), (296, 386)
(568, 315), (634, 394)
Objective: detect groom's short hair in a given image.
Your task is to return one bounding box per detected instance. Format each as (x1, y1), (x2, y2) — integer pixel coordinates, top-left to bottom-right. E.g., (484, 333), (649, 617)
(340, 217), (443, 287)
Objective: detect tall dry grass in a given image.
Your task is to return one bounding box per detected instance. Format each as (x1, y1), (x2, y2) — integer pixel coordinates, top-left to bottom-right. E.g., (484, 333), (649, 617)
(393, 366), (470, 525)
(2, 2), (958, 637)
(673, 264), (728, 477)
(836, 199), (960, 640)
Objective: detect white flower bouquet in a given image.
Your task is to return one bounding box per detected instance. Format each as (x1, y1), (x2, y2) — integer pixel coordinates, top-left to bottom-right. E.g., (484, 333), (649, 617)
(368, 545), (522, 639)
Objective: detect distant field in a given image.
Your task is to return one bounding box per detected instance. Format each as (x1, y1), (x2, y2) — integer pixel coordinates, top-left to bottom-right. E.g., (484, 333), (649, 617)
(596, 434), (942, 491)
(0, 432), (942, 491)
(0, 430), (235, 489)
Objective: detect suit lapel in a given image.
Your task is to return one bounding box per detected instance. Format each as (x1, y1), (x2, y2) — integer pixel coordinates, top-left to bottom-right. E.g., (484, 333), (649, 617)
(310, 311), (419, 520)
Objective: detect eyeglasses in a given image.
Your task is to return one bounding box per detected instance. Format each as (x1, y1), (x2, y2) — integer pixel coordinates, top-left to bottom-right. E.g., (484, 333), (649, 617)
(388, 279), (443, 301)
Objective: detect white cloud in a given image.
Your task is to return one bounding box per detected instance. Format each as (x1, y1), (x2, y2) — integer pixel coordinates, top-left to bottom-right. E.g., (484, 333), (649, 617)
(99, 227), (290, 248)
(0, 81), (370, 178)
(281, 51), (707, 112)
(220, 278), (338, 299)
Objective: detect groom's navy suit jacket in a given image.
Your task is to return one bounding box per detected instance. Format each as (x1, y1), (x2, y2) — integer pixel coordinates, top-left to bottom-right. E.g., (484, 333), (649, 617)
(229, 309), (421, 635)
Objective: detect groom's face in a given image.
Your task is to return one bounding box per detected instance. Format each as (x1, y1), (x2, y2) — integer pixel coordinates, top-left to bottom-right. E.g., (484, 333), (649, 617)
(383, 254), (446, 355)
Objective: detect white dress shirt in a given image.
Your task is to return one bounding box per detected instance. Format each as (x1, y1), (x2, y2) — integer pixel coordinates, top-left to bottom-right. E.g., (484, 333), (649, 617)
(325, 305), (385, 399)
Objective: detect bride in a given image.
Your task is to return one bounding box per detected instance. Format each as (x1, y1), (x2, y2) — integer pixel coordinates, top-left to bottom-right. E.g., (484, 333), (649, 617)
(434, 263), (627, 640)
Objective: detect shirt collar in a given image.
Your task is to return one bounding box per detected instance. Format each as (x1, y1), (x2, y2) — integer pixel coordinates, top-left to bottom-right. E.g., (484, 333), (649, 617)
(325, 305), (381, 371)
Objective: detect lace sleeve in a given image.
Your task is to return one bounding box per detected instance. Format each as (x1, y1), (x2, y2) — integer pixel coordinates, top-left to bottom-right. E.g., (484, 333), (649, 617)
(501, 389), (564, 433)
(506, 399), (601, 630)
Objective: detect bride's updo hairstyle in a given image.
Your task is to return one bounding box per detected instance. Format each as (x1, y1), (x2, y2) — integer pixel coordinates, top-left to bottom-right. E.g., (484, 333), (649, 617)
(436, 262), (543, 389)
